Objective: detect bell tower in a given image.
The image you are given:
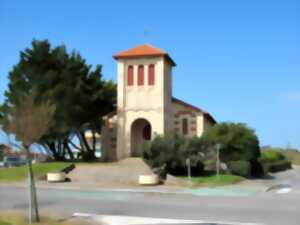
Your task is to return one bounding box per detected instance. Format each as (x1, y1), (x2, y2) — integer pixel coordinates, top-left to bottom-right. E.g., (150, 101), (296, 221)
(113, 44), (176, 159)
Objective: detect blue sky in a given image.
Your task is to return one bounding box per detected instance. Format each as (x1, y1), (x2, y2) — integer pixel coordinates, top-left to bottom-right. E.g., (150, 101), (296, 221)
(0, 0), (299, 149)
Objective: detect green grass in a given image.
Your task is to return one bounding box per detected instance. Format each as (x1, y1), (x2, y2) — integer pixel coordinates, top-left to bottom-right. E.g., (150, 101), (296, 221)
(0, 211), (89, 225)
(0, 221), (11, 225)
(282, 149), (300, 165)
(0, 162), (70, 182)
(180, 174), (243, 187)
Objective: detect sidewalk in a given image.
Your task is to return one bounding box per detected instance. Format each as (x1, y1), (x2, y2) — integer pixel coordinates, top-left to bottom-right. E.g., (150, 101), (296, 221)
(2, 166), (300, 197)
(73, 213), (263, 225)
(0, 181), (260, 197)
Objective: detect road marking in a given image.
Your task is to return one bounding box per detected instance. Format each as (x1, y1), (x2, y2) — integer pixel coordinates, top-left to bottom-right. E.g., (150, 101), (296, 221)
(276, 187), (292, 194)
(73, 213), (264, 225)
(266, 184), (293, 194)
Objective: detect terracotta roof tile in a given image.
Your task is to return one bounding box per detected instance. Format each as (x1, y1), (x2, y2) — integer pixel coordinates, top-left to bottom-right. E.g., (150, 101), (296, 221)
(172, 97), (216, 124)
(113, 44), (176, 66)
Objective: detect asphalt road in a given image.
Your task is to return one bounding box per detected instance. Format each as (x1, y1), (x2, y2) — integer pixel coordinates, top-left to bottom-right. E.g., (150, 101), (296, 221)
(238, 165), (300, 189)
(1, 185), (300, 225)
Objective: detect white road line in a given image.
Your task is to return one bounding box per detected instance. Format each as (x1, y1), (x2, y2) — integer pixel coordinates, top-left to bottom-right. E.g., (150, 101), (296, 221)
(73, 213), (264, 225)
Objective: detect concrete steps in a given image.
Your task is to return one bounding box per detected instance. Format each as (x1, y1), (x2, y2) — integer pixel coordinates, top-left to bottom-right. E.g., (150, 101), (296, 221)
(68, 158), (154, 186)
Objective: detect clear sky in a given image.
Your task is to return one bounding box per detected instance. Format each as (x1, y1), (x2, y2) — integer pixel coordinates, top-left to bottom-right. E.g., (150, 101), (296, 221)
(0, 0), (299, 149)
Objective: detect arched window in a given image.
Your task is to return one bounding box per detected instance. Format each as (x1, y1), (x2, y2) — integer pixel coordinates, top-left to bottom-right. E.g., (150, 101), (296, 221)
(148, 64), (155, 85)
(127, 65), (134, 86)
(138, 65), (144, 86)
(182, 118), (188, 135)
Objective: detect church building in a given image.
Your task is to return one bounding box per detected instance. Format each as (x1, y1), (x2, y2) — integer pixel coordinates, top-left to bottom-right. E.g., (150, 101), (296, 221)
(101, 44), (216, 161)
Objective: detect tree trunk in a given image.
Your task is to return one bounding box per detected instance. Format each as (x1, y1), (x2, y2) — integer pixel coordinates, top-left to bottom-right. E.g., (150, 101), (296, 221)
(79, 131), (91, 152)
(64, 139), (74, 161)
(92, 130), (96, 153)
(45, 141), (65, 161)
(25, 146), (40, 223)
(78, 131), (96, 161)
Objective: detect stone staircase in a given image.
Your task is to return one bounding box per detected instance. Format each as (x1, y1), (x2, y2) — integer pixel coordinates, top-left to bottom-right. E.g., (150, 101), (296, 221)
(68, 157), (154, 187)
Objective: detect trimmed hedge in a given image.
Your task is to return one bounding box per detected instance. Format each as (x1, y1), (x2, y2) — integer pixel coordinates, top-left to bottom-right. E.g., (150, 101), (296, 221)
(260, 149), (292, 173)
(260, 150), (285, 163)
(263, 160), (292, 173)
(227, 161), (251, 177)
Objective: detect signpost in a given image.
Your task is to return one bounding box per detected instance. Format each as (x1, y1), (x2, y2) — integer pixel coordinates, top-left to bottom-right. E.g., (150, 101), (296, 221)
(186, 158), (191, 184)
(216, 144), (221, 180)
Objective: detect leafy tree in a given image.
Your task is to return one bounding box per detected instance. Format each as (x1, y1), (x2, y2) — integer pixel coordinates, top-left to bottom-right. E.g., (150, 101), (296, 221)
(200, 122), (264, 177)
(1, 40), (116, 161)
(143, 134), (211, 176)
(1, 92), (55, 223)
(201, 122), (260, 163)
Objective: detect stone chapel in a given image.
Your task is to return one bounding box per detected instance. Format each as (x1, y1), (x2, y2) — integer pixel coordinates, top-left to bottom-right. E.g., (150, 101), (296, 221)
(101, 44), (216, 161)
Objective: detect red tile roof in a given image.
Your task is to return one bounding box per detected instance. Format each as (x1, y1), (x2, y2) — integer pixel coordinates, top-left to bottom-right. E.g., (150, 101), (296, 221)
(172, 97), (216, 124)
(113, 44), (176, 66)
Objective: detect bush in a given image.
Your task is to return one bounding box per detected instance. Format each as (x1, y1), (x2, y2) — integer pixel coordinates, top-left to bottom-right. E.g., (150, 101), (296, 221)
(143, 134), (208, 176)
(260, 150), (285, 163)
(201, 122), (262, 177)
(250, 159), (265, 177)
(201, 122), (260, 163)
(263, 160), (292, 173)
(259, 149), (292, 173)
(227, 161), (251, 177)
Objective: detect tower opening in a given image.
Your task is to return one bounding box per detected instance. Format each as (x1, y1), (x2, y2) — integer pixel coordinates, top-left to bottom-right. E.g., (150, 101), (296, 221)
(130, 118), (152, 157)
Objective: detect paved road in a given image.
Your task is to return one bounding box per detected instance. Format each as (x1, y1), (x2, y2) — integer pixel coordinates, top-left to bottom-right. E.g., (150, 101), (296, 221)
(232, 165), (300, 193)
(265, 165), (300, 188)
(1, 185), (300, 225)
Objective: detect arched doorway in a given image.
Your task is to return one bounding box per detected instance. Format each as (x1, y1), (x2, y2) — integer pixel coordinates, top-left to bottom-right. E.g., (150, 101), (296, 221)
(131, 118), (152, 157)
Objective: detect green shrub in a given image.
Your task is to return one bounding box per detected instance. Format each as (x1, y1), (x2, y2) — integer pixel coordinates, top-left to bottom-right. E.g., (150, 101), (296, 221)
(264, 160), (292, 173)
(250, 159), (265, 177)
(200, 122), (263, 177)
(259, 149), (292, 173)
(201, 122), (261, 163)
(260, 150), (285, 163)
(227, 160), (251, 177)
(143, 134), (208, 176)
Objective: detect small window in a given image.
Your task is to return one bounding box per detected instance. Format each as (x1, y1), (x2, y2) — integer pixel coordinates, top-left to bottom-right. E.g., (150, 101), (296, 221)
(182, 118), (188, 135)
(127, 65), (134, 86)
(138, 65), (144, 86)
(148, 64), (155, 85)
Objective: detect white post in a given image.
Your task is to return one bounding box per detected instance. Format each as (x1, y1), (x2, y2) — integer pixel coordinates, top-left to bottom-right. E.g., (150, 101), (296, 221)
(186, 158), (191, 183)
(216, 144), (221, 180)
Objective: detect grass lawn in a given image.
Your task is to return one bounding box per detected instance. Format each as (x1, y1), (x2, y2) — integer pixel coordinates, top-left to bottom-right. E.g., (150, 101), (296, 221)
(0, 162), (70, 182)
(0, 222), (11, 225)
(0, 211), (89, 225)
(180, 174), (243, 187)
(282, 150), (300, 165)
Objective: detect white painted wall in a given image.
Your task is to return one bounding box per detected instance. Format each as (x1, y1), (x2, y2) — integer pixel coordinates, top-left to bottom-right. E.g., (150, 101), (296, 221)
(116, 57), (174, 159)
